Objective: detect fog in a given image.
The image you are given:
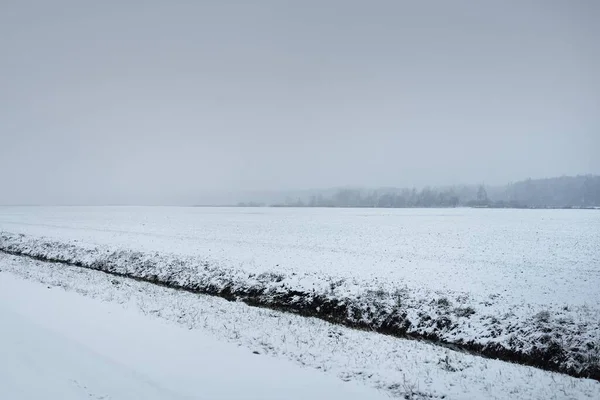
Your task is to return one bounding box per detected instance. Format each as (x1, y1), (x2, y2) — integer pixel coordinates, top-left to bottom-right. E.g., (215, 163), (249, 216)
(1, 1), (598, 205)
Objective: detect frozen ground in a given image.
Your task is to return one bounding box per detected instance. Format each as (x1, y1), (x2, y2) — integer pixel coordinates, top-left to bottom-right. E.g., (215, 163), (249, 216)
(0, 207), (598, 306)
(2, 253), (599, 400)
(0, 267), (386, 400)
(0, 206), (598, 378)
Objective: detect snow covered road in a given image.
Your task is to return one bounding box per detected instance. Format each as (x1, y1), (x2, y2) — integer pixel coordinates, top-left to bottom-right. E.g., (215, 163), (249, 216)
(0, 272), (386, 400)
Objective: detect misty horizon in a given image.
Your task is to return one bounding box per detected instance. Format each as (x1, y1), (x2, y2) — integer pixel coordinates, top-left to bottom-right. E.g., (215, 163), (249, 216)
(1, 1), (598, 205)
(2, 173), (597, 207)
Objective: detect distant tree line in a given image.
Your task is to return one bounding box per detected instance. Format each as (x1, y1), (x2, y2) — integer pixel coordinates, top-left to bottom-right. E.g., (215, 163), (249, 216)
(290, 187), (462, 208)
(499, 175), (600, 208)
(237, 175), (600, 209)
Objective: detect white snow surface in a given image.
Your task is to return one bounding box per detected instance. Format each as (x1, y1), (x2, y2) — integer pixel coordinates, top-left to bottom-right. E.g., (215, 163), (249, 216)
(0, 206), (598, 306)
(0, 266), (386, 400)
(1, 253), (599, 400)
(0, 206), (599, 378)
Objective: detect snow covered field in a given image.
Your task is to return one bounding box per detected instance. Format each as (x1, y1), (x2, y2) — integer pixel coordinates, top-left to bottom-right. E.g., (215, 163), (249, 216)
(1, 206), (597, 305)
(0, 206), (599, 379)
(1, 253), (599, 399)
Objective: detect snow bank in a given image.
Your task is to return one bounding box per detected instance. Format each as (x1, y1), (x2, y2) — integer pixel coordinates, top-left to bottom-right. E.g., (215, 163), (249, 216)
(1, 231), (598, 380)
(0, 267), (387, 400)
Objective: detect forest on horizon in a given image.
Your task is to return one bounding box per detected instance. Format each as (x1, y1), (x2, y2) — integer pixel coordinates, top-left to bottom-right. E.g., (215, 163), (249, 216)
(236, 175), (600, 209)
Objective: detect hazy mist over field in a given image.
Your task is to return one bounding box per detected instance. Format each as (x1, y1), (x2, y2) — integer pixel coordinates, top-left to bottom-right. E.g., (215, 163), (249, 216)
(1, 1), (598, 205)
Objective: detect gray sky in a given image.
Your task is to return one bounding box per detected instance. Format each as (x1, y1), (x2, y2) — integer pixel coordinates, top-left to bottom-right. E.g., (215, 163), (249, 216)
(1, 0), (598, 205)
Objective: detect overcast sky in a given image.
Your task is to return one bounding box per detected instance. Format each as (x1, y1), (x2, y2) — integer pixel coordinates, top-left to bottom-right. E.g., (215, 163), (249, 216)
(1, 0), (598, 204)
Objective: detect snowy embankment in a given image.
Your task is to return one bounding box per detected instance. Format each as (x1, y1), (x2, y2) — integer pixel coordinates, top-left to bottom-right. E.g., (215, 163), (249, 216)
(2, 253), (600, 400)
(0, 264), (385, 400)
(1, 230), (599, 381)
